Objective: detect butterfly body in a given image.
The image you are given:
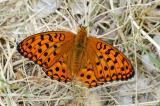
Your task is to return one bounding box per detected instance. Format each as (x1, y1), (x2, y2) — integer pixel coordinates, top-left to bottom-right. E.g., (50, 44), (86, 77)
(18, 26), (134, 88)
(72, 26), (87, 76)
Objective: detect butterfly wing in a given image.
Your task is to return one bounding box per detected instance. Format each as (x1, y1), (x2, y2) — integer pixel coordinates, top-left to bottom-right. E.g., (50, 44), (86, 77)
(43, 51), (73, 82)
(76, 37), (134, 88)
(18, 31), (75, 82)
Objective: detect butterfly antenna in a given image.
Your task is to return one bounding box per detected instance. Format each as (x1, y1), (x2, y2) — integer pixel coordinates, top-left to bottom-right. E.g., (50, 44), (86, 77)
(66, 1), (88, 28)
(67, 8), (80, 25)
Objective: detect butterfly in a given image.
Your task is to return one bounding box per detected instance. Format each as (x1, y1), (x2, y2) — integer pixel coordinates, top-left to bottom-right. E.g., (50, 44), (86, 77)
(17, 26), (134, 88)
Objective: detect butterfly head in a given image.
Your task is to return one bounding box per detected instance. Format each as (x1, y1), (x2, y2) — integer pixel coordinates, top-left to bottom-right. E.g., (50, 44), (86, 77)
(74, 26), (88, 49)
(78, 25), (87, 36)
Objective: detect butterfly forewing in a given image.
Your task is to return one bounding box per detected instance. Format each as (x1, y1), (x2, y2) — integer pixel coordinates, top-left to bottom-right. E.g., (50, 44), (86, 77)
(18, 31), (74, 68)
(18, 31), (74, 82)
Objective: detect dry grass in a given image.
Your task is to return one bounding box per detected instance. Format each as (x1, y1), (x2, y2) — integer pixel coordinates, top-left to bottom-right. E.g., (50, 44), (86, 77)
(0, 0), (160, 106)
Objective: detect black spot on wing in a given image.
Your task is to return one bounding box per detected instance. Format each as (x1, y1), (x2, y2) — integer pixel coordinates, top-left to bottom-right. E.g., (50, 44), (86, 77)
(45, 43), (49, 48)
(38, 49), (42, 53)
(47, 34), (53, 42)
(59, 33), (65, 41)
(41, 35), (44, 40)
(105, 48), (113, 55)
(96, 42), (102, 50)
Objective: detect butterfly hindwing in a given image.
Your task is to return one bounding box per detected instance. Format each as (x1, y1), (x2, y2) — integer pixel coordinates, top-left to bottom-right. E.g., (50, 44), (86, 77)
(43, 53), (72, 82)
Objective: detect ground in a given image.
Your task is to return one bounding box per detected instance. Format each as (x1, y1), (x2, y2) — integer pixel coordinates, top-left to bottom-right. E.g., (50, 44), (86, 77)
(0, 0), (160, 106)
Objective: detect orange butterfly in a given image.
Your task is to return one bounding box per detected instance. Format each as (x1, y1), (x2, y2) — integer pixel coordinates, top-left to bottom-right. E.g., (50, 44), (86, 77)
(17, 26), (134, 88)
